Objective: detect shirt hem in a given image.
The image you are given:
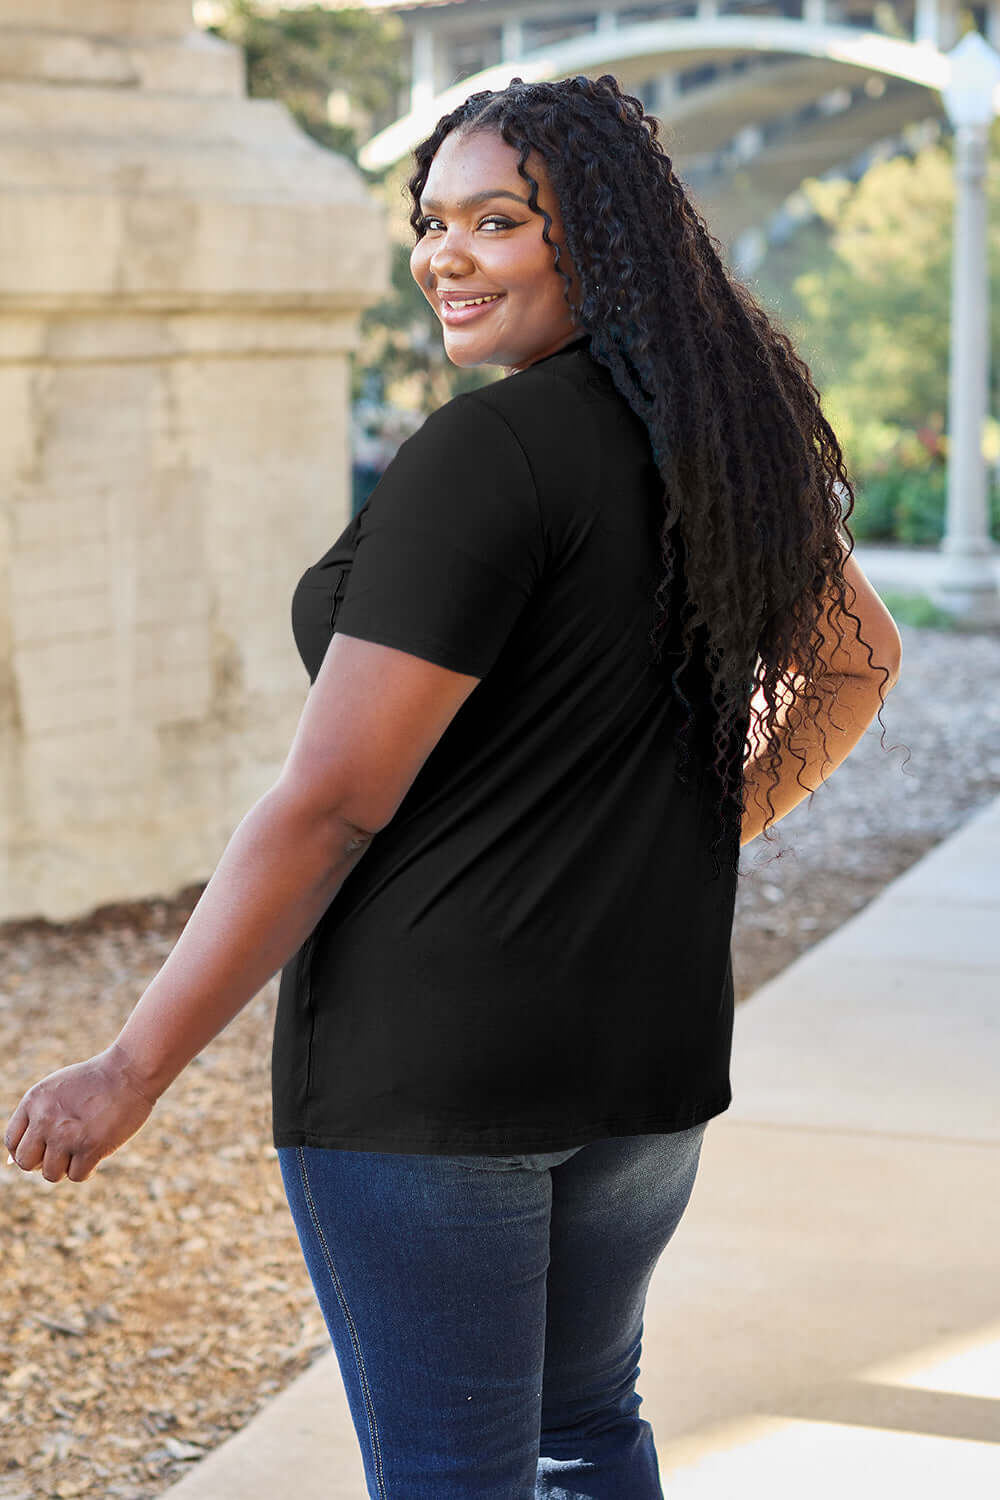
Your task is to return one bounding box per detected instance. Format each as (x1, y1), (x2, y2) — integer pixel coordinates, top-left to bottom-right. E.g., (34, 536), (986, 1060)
(272, 1088), (732, 1156)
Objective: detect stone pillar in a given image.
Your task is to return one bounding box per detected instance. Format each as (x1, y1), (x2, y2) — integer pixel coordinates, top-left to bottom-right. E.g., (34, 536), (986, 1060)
(936, 119), (1000, 624)
(500, 16), (524, 61)
(0, 1), (389, 921)
(914, 0), (961, 48)
(411, 23), (436, 114)
(654, 70), (681, 114)
(914, 0), (941, 45)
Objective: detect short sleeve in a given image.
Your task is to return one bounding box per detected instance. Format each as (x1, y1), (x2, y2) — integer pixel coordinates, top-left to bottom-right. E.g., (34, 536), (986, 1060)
(334, 391), (545, 678)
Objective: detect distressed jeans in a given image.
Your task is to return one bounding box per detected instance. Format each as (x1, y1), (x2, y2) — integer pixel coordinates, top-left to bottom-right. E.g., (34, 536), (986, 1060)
(278, 1120), (707, 1499)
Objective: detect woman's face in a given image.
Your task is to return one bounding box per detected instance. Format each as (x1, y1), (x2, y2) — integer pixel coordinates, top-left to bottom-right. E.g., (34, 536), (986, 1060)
(410, 127), (583, 375)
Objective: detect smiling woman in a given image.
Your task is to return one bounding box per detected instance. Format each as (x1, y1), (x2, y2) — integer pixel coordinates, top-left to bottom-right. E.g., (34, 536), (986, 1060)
(411, 129), (586, 371)
(5, 72), (901, 1500)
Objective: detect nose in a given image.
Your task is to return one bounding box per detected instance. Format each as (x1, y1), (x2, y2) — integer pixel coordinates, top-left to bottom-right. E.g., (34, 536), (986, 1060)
(429, 252), (475, 279)
(428, 229), (476, 277)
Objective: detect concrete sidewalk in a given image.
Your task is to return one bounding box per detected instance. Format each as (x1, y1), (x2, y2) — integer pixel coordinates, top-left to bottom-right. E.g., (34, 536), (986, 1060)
(851, 539), (1000, 629)
(851, 539), (1000, 595)
(162, 791), (1000, 1499)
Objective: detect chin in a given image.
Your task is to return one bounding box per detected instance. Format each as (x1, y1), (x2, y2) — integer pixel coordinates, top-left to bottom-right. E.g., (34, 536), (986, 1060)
(443, 347), (479, 369)
(441, 339), (496, 369)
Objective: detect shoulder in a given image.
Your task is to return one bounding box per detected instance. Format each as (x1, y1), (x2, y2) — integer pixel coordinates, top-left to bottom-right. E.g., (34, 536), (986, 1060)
(465, 359), (605, 510)
(464, 358), (597, 445)
(367, 350), (612, 536)
(359, 387), (542, 553)
(399, 347), (614, 459)
(386, 386), (533, 476)
(464, 356), (610, 533)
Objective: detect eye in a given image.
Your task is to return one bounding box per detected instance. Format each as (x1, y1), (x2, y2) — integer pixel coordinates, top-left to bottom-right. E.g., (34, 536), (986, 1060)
(417, 215), (517, 234)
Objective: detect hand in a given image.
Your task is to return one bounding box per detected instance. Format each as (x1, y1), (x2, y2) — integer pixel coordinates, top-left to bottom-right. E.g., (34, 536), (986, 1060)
(4, 1044), (157, 1184)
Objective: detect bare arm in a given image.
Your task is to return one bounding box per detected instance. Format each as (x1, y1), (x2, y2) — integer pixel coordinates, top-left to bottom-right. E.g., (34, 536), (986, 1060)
(741, 550), (903, 846)
(105, 788), (372, 1101)
(4, 631), (481, 1181)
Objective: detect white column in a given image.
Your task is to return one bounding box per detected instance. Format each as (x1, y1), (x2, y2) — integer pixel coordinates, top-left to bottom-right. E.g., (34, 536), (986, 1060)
(655, 70), (680, 111)
(936, 121), (1000, 624)
(732, 226), (768, 278)
(411, 24), (436, 114)
(917, 0), (960, 48)
(939, 0), (961, 48)
(802, 0), (827, 26)
(988, 0), (1000, 51)
(501, 17), (524, 60)
(596, 8), (618, 32)
(914, 0), (940, 45)
(733, 123), (764, 160)
(697, 0), (718, 19)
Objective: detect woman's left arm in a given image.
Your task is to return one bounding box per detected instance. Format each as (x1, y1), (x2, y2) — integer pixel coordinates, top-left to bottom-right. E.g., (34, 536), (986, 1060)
(4, 631), (481, 1183)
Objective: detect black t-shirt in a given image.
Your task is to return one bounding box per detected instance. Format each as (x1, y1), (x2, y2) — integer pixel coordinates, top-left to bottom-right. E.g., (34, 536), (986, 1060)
(271, 332), (742, 1155)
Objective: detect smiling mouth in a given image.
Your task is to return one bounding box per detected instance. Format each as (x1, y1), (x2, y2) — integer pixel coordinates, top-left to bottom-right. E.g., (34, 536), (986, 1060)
(438, 293), (506, 326)
(440, 293), (504, 308)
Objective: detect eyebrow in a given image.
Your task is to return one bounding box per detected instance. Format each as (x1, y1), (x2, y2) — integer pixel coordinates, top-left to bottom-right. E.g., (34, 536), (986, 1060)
(418, 189), (530, 213)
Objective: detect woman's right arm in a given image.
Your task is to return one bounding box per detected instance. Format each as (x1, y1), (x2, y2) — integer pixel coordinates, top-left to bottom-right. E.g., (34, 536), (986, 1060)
(4, 632), (482, 1182)
(741, 550), (903, 846)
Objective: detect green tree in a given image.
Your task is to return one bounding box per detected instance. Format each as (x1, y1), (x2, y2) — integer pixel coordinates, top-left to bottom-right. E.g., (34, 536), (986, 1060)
(205, 0), (406, 159)
(204, 2), (488, 413)
(751, 113), (1000, 540)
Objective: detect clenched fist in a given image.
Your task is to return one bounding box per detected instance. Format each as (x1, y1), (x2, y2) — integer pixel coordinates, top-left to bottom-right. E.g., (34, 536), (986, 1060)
(4, 1044), (157, 1184)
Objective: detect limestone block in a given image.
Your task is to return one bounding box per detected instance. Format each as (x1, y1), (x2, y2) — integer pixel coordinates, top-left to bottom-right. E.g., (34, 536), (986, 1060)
(0, 87), (385, 308)
(0, 1), (196, 38)
(0, 27), (242, 95)
(0, 3), (390, 921)
(1, 313), (359, 919)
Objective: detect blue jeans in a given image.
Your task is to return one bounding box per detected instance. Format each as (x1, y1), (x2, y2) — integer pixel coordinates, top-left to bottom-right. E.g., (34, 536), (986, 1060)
(278, 1122), (707, 1499)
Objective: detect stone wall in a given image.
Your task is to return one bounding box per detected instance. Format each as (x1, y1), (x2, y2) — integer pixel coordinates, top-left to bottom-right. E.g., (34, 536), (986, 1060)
(0, 1), (390, 920)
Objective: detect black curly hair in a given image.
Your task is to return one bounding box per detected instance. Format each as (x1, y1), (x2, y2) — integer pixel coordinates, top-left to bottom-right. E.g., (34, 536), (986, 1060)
(405, 73), (897, 878)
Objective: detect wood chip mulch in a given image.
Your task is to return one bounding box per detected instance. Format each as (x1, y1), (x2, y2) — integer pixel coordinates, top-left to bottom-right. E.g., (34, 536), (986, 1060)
(0, 889), (330, 1500)
(0, 851), (942, 1500)
(3, 620), (1000, 1499)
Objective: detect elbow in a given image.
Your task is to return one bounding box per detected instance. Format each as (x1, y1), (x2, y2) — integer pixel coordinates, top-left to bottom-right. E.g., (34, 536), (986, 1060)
(860, 645), (901, 695)
(859, 614), (903, 692)
(264, 778), (378, 861)
(882, 622), (903, 690)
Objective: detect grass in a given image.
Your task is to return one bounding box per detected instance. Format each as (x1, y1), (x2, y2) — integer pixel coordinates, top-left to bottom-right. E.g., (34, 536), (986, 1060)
(879, 590), (963, 629)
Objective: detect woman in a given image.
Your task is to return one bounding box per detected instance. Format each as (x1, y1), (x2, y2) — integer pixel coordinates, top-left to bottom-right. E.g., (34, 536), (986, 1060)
(5, 75), (901, 1500)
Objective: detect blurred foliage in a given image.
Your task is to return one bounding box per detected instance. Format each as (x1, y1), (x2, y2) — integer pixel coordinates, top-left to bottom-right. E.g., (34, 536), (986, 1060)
(878, 591), (961, 629)
(751, 113), (1000, 544)
(205, 0), (406, 157)
(849, 464), (1000, 545)
(204, 5), (1000, 508)
(203, 1), (495, 414)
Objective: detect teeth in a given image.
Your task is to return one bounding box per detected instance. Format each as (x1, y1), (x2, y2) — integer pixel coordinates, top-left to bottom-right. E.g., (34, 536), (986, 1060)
(445, 294), (502, 308)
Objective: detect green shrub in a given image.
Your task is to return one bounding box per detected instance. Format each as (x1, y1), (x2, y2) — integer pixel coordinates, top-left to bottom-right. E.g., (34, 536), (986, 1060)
(878, 590), (960, 628)
(849, 472), (903, 540)
(852, 464), (1000, 544)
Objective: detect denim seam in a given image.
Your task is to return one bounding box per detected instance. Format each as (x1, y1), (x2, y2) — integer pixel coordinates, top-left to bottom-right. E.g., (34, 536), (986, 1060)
(296, 1145), (387, 1498)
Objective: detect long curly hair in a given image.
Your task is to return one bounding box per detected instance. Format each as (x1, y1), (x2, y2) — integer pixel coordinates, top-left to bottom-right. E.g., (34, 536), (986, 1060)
(405, 73), (897, 878)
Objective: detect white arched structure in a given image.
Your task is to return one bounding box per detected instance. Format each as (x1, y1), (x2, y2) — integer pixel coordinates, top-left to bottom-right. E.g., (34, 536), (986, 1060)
(360, 19), (955, 170)
(357, 11), (982, 253)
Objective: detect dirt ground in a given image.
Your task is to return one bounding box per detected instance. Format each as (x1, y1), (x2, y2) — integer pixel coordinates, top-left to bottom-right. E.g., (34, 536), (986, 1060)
(0, 833), (946, 1500)
(2, 618), (997, 1499)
